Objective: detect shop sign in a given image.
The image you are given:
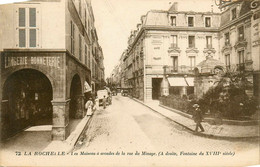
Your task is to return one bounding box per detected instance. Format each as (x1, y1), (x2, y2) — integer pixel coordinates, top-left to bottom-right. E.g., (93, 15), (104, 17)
(4, 56), (61, 69)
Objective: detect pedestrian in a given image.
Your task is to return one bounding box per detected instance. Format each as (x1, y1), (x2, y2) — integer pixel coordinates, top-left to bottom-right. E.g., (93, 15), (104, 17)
(192, 104), (204, 132)
(102, 95), (107, 109)
(85, 98), (93, 116)
(94, 97), (99, 110)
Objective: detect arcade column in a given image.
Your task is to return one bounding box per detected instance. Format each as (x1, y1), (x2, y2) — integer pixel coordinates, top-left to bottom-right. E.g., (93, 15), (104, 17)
(51, 99), (70, 141)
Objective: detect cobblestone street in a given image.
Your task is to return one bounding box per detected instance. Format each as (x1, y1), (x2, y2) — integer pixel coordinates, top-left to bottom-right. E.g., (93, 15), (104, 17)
(75, 95), (259, 166)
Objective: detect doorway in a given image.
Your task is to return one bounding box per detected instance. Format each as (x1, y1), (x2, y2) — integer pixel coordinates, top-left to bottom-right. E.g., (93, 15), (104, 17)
(1, 69), (53, 140)
(152, 78), (162, 100)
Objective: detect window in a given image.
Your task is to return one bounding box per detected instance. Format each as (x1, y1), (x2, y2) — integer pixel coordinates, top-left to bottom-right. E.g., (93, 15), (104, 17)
(171, 35), (177, 47)
(205, 17), (211, 27)
(85, 45), (88, 65)
(79, 0), (82, 17)
(79, 34), (82, 61)
(189, 56), (196, 70)
(18, 8), (37, 48)
(238, 26), (244, 41)
(188, 17), (194, 27)
(206, 36), (212, 48)
(238, 50), (245, 64)
(172, 56), (178, 72)
(225, 54), (231, 69)
(231, 8), (236, 20)
(84, 9), (87, 28)
(71, 21), (75, 55)
(188, 36), (195, 48)
(225, 32), (230, 45)
(170, 16), (176, 26)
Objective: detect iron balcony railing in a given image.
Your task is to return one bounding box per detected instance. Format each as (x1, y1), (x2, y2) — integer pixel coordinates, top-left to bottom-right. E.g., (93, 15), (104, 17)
(164, 65), (195, 74)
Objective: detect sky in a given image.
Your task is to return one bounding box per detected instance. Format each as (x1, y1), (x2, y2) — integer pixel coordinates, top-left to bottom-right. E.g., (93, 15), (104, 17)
(91, 0), (220, 78)
(1, 0), (220, 78)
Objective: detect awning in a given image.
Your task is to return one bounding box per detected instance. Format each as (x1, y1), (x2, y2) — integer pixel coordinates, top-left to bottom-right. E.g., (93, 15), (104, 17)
(84, 81), (92, 93)
(185, 77), (194, 86)
(167, 77), (194, 87)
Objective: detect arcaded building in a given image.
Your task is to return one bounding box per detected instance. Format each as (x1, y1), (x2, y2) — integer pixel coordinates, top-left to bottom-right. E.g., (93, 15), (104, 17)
(0, 0), (104, 141)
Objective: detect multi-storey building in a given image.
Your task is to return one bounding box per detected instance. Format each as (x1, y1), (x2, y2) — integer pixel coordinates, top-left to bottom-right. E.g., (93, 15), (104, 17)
(122, 3), (220, 101)
(0, 0), (104, 141)
(119, 1), (260, 102)
(218, 0), (260, 97)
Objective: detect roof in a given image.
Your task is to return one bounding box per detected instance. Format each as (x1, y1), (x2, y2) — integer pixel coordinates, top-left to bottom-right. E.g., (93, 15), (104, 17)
(197, 56), (225, 73)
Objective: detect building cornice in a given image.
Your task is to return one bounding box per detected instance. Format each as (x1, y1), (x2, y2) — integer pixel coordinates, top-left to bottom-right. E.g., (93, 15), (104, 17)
(219, 11), (253, 31)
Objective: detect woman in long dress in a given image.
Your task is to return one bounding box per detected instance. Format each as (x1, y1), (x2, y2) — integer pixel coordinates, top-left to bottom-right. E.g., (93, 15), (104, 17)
(85, 98), (93, 116)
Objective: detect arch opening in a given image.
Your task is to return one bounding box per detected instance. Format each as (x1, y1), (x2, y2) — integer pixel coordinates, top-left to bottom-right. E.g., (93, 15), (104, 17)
(1, 69), (53, 140)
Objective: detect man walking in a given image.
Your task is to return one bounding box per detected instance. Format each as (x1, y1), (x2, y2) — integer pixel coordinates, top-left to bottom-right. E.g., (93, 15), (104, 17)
(102, 96), (107, 109)
(192, 104), (204, 132)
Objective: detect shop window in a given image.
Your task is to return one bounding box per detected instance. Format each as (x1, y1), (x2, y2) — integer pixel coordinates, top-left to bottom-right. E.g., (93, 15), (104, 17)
(188, 36), (195, 48)
(205, 17), (211, 27)
(188, 17), (194, 27)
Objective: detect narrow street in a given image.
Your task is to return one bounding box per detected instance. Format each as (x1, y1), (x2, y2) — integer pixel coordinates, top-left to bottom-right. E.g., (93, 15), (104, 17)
(75, 95), (259, 166)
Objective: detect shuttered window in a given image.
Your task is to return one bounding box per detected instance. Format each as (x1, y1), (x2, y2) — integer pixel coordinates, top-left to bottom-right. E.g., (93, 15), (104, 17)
(19, 8), (26, 27)
(29, 29), (36, 47)
(19, 29), (26, 47)
(79, 34), (82, 61)
(71, 21), (75, 55)
(17, 7), (38, 48)
(29, 8), (36, 27)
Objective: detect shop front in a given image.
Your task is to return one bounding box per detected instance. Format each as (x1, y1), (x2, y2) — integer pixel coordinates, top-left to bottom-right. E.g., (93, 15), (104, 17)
(1, 50), (90, 141)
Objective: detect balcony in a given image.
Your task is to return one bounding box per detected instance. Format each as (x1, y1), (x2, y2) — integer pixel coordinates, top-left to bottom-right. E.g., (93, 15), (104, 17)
(163, 65), (195, 75)
(236, 61), (253, 72)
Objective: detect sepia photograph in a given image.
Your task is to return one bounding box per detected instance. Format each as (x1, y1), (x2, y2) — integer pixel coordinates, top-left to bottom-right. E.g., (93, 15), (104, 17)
(0, 0), (259, 166)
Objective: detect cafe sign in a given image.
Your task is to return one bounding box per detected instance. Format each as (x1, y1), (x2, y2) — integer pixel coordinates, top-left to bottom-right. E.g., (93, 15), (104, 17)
(4, 56), (61, 69)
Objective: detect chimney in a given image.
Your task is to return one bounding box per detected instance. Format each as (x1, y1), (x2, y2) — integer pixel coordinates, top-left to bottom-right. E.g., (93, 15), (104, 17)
(169, 2), (178, 12)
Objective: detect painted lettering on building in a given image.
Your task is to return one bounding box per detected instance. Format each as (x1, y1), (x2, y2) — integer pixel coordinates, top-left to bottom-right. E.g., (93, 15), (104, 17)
(4, 56), (61, 68)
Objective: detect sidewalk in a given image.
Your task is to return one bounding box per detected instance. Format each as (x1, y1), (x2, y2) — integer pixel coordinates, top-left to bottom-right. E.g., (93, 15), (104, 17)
(133, 98), (260, 140)
(1, 115), (93, 153)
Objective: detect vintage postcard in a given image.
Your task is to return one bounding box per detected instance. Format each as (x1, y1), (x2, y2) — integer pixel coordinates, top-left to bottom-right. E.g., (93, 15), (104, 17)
(0, 0), (260, 166)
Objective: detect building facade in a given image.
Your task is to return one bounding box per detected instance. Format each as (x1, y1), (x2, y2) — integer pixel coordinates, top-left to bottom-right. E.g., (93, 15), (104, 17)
(118, 1), (260, 102)
(218, 0), (260, 98)
(0, 0), (104, 141)
(120, 3), (220, 101)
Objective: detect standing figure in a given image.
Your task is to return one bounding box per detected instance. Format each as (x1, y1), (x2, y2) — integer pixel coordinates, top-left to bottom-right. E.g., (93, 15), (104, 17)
(102, 96), (107, 109)
(85, 98), (93, 116)
(94, 97), (99, 111)
(192, 104), (204, 132)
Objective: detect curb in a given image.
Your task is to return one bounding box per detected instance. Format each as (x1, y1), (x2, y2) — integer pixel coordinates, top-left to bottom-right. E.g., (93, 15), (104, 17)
(44, 114), (94, 153)
(132, 98), (260, 141)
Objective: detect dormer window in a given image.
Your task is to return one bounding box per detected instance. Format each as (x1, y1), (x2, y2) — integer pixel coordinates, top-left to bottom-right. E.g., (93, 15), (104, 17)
(205, 17), (211, 27)
(188, 17), (194, 27)
(170, 16), (176, 26)
(231, 8), (237, 20)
